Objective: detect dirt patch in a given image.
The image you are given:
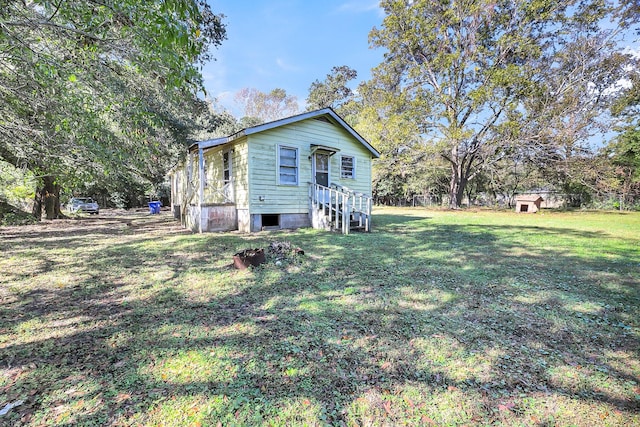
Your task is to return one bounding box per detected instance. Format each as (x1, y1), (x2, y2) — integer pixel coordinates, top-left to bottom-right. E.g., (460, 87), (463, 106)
(0, 209), (188, 239)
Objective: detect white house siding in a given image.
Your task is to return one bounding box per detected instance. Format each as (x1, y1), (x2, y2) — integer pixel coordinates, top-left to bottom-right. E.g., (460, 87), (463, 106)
(248, 118), (373, 215)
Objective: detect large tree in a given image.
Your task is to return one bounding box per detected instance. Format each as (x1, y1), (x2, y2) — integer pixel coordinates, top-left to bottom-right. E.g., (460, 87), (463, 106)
(0, 0), (225, 218)
(367, 0), (634, 208)
(306, 65), (358, 112)
(234, 88), (299, 124)
(603, 49), (640, 208)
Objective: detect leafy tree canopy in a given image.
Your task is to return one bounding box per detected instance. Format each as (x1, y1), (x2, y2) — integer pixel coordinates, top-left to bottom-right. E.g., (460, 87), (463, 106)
(234, 88), (300, 124)
(306, 65), (358, 112)
(0, 0), (226, 218)
(363, 0), (636, 208)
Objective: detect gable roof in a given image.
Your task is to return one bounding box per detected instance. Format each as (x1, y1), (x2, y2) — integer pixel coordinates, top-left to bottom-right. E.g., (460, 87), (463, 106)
(193, 108), (380, 158)
(516, 195), (544, 202)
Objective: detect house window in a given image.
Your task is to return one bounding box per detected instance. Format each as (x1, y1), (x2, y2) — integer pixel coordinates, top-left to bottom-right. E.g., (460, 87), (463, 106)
(223, 150), (231, 184)
(278, 145), (298, 185)
(341, 155), (355, 179)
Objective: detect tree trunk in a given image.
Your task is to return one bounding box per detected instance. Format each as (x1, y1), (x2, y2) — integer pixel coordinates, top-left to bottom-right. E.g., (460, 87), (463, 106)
(448, 163), (467, 209)
(32, 184), (43, 220)
(33, 175), (61, 220)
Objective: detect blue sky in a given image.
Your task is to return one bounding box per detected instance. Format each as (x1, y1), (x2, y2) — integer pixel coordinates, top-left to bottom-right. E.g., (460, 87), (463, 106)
(202, 0), (385, 115)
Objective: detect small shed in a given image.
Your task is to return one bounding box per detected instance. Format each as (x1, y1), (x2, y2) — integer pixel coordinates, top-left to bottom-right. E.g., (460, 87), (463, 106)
(515, 195), (543, 213)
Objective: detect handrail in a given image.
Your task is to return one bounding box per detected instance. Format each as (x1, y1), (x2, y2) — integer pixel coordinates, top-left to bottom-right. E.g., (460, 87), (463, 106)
(309, 183), (372, 233)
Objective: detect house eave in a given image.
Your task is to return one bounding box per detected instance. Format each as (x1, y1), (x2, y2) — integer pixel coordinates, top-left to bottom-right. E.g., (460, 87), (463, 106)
(188, 108), (381, 159)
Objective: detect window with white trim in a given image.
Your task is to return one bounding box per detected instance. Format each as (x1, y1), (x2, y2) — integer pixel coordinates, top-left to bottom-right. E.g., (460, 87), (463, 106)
(341, 155), (355, 179)
(278, 145), (298, 185)
(223, 150), (231, 184)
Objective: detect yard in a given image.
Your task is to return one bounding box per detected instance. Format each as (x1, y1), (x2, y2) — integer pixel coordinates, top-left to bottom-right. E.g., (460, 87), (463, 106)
(0, 207), (638, 426)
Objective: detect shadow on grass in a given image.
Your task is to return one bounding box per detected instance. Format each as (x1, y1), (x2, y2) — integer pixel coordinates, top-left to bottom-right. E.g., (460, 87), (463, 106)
(1, 211), (638, 425)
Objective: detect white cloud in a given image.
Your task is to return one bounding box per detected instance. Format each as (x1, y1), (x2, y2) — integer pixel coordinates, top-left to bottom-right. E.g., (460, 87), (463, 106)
(623, 45), (640, 59)
(276, 57), (301, 72)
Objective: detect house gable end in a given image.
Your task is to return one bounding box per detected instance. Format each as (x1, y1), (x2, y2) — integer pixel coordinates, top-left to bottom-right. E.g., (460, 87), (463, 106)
(241, 108), (380, 158)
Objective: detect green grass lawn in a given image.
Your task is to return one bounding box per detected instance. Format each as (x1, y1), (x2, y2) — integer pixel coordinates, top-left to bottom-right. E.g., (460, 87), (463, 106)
(1, 207), (639, 426)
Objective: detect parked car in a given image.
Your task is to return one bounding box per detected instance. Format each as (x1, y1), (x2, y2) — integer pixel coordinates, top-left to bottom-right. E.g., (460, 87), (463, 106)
(68, 197), (99, 214)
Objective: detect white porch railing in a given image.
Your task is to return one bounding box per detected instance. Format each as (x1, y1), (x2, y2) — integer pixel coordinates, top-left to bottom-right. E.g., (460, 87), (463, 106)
(205, 181), (234, 204)
(309, 183), (373, 234)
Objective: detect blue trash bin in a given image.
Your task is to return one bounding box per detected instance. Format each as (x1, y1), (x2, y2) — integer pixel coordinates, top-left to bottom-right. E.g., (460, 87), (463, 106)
(148, 201), (161, 214)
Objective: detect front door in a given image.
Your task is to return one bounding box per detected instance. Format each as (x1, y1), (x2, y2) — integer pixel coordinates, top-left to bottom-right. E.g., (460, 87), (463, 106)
(313, 152), (330, 187)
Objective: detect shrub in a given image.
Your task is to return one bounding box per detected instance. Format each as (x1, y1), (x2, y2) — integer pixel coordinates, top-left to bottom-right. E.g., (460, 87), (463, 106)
(1, 211), (37, 226)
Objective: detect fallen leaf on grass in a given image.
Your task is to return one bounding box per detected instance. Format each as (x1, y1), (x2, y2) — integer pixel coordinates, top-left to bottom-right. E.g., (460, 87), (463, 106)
(383, 400), (392, 416)
(421, 415), (436, 424)
(498, 401), (515, 412)
(115, 393), (131, 403)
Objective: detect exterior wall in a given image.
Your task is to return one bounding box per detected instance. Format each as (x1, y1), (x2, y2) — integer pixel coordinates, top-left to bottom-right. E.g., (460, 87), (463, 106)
(515, 200), (541, 213)
(201, 205), (237, 231)
(202, 140), (248, 207)
(247, 118), (374, 216)
(202, 149), (227, 204)
(233, 139), (250, 210)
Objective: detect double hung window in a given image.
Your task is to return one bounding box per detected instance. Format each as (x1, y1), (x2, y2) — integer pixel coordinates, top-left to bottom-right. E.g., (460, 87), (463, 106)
(278, 146), (298, 185)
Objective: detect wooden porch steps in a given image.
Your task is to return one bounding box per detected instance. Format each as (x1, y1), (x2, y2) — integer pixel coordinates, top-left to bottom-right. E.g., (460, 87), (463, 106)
(309, 183), (373, 234)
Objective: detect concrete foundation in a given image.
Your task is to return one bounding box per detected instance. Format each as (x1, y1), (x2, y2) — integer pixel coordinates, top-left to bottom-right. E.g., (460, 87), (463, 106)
(249, 213), (311, 232)
(237, 209), (250, 233)
(181, 206), (311, 233)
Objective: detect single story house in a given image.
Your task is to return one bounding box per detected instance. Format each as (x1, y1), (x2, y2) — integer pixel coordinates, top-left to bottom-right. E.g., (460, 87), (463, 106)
(169, 108), (380, 233)
(515, 195), (544, 213)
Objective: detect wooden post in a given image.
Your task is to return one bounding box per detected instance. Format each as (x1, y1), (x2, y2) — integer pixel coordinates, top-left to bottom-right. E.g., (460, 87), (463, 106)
(198, 146), (204, 233)
(335, 189), (340, 232)
(366, 197), (372, 232)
